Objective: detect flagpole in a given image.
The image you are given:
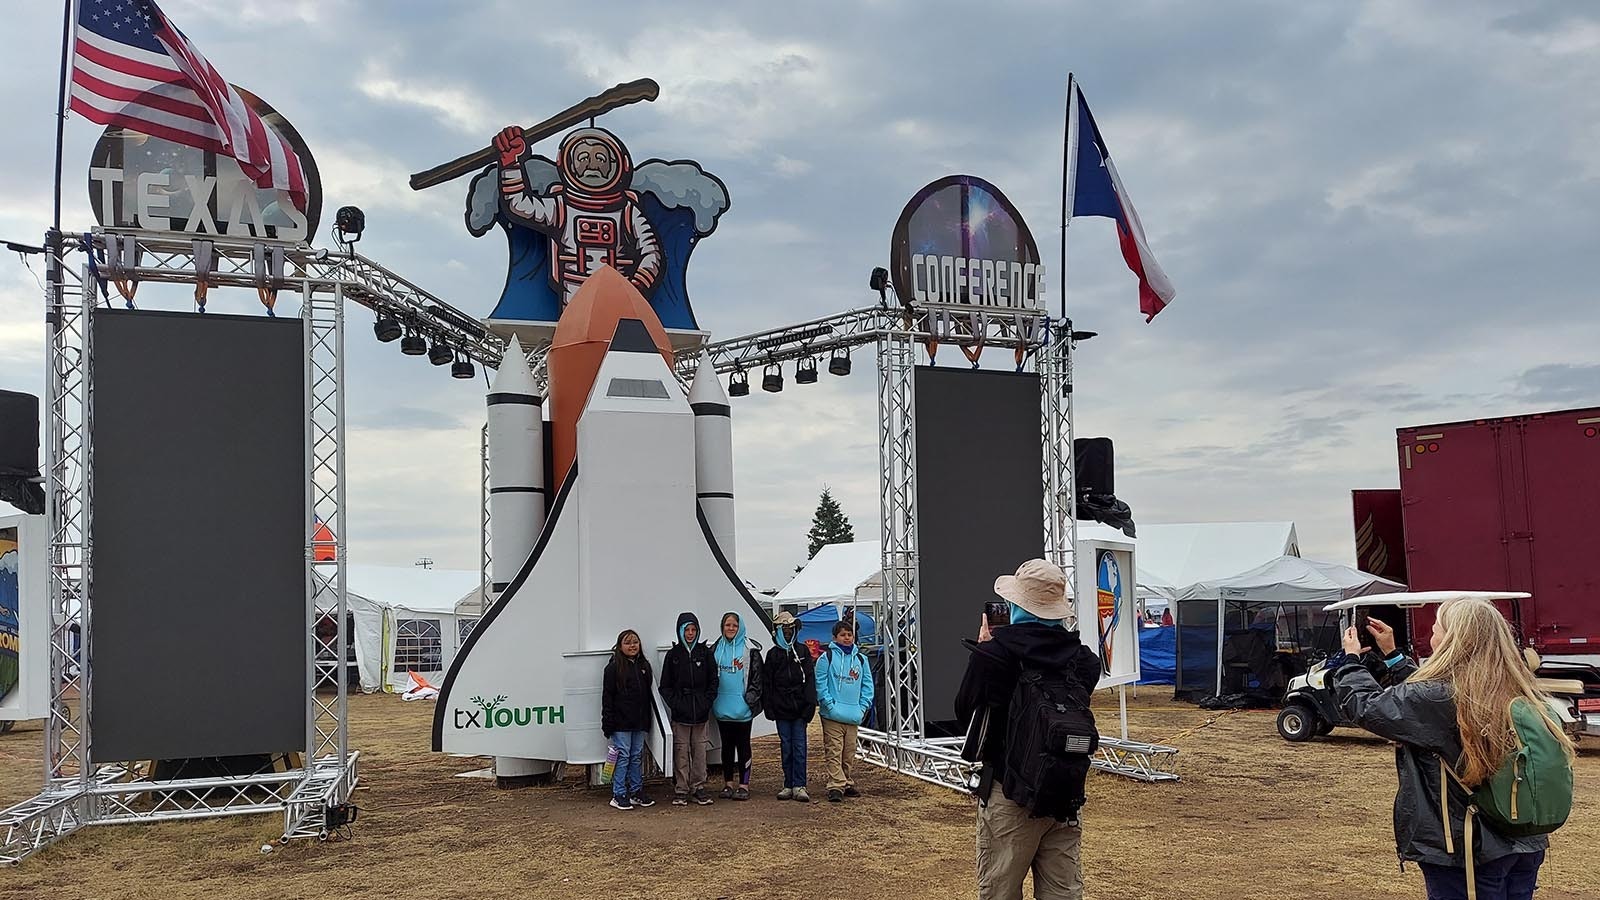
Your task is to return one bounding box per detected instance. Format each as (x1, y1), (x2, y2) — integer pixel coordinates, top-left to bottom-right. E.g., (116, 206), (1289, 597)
(1058, 74), (1081, 591)
(52, 0), (76, 234)
(1060, 74), (1078, 321)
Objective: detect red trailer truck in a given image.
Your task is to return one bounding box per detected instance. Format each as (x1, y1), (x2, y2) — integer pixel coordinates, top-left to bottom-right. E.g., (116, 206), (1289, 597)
(1396, 406), (1600, 737)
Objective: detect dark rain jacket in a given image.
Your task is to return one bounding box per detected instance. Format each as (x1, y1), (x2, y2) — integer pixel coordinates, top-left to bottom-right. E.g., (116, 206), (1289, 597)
(1332, 658), (1549, 868)
(659, 612), (717, 725)
(601, 653), (654, 736)
(953, 622), (1102, 789)
(763, 639), (818, 723)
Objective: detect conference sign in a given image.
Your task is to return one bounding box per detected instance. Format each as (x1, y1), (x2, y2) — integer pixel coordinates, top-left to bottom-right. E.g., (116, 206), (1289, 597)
(889, 174), (1045, 312)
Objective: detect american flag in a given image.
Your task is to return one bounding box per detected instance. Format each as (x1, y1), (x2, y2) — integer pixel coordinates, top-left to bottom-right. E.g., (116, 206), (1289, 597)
(69, 0), (306, 208)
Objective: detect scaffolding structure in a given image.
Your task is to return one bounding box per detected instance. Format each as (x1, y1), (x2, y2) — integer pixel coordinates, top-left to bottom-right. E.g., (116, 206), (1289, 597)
(678, 303), (1179, 787)
(1, 228), (495, 862)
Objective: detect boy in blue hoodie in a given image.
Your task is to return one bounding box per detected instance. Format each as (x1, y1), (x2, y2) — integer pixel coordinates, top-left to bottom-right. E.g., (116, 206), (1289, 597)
(814, 618), (875, 802)
(659, 612), (718, 805)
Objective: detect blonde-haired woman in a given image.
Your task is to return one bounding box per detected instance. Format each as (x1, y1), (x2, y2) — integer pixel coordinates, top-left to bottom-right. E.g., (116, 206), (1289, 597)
(1333, 598), (1575, 900)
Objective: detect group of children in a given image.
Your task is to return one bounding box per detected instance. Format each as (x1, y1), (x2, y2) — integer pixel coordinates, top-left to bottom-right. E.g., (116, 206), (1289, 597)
(599, 609), (876, 810)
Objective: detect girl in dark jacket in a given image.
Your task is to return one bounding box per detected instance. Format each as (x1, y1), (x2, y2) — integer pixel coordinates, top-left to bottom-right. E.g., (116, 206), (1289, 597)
(1334, 599), (1575, 900)
(601, 629), (656, 811)
(659, 612), (717, 805)
(763, 611), (817, 802)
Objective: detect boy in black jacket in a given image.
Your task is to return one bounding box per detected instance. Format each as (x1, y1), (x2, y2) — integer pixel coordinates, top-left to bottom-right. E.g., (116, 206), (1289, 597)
(763, 611), (818, 802)
(659, 612), (717, 805)
(601, 629), (655, 810)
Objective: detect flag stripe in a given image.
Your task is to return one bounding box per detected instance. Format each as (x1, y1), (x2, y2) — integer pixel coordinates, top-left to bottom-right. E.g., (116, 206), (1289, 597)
(69, 95), (227, 155)
(72, 70), (213, 124)
(70, 86), (226, 145)
(75, 26), (182, 71)
(75, 37), (184, 85)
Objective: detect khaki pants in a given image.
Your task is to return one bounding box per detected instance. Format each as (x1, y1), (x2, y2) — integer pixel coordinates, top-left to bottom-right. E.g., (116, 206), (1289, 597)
(976, 795), (1083, 900)
(820, 717), (858, 791)
(671, 720), (709, 796)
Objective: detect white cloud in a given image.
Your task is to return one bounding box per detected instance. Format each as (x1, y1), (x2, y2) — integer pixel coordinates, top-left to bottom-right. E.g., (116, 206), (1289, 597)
(356, 63), (500, 136)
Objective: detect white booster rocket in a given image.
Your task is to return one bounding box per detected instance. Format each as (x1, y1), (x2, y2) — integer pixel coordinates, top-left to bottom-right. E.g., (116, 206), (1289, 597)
(436, 267), (768, 770)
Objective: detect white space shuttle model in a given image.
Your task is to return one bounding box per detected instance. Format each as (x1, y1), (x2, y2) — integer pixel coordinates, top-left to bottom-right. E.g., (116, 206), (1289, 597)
(434, 267), (772, 769)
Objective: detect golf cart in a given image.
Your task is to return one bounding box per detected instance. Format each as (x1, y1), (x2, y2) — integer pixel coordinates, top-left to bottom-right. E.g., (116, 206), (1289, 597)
(1276, 591), (1600, 743)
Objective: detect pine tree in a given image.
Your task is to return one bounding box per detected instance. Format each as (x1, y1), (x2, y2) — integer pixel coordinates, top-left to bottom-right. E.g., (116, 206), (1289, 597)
(806, 487), (855, 559)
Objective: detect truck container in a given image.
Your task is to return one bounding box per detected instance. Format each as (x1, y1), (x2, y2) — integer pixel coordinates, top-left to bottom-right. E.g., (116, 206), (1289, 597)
(1398, 406), (1600, 660)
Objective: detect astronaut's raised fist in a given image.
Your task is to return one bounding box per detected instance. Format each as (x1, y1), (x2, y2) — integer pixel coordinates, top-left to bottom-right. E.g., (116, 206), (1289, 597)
(494, 126), (526, 168)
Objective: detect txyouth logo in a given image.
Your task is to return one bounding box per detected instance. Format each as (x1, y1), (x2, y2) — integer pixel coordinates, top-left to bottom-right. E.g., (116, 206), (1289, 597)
(453, 694), (566, 730)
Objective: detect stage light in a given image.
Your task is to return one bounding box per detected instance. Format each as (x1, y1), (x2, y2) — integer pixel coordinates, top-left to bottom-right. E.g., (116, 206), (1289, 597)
(869, 267), (889, 293)
(373, 315), (402, 343)
(762, 363), (783, 393)
(451, 353), (475, 380)
(1070, 330), (1098, 342)
(795, 357), (818, 384)
(334, 206), (366, 245)
(828, 347), (852, 376)
(729, 368), (750, 397)
(428, 339), (454, 366)
(400, 329), (427, 356)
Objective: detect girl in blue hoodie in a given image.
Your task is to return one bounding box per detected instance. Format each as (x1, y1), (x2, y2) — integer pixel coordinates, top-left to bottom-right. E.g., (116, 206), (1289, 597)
(711, 612), (763, 801)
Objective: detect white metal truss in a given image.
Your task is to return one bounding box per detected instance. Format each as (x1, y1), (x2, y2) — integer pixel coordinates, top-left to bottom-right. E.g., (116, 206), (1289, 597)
(875, 325), (924, 739)
(478, 422), (492, 618)
(0, 228), (463, 862)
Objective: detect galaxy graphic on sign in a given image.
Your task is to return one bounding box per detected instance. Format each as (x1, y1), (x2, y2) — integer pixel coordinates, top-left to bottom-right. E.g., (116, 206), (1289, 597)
(889, 174), (1043, 308)
(0, 531), (18, 704)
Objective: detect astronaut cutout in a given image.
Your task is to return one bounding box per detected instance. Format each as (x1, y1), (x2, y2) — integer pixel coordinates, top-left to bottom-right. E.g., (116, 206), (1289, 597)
(494, 125), (663, 306)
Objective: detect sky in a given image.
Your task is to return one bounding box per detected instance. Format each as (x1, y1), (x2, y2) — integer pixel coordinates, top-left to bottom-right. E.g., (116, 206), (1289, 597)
(1, 1), (1597, 590)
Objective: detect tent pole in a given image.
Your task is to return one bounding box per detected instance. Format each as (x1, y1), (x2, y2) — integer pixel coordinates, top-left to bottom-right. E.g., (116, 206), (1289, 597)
(1216, 601), (1224, 697)
(1118, 684), (1128, 740)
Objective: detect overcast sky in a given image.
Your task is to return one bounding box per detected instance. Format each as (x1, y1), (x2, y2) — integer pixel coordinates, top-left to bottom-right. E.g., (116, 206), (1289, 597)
(2, 1), (1597, 589)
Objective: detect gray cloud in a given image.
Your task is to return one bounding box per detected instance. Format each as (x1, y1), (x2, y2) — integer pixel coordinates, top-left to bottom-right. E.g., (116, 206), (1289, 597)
(1512, 364), (1600, 406)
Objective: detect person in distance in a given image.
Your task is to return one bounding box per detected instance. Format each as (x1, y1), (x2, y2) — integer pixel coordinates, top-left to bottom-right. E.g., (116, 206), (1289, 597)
(764, 611), (817, 802)
(1334, 599), (1575, 900)
(600, 628), (656, 811)
(814, 618), (874, 802)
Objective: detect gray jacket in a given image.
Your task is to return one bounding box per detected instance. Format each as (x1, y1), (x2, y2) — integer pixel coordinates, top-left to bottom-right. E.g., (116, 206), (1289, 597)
(1333, 658), (1548, 868)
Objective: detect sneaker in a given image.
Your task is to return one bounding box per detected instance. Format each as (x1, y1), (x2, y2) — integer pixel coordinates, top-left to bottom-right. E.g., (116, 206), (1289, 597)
(630, 794), (656, 808)
(793, 787), (811, 803)
(693, 789), (714, 805)
(609, 796), (633, 811)
(827, 789), (843, 803)
(843, 786), (861, 798)
(776, 788), (794, 801)
(720, 786), (734, 799)
(671, 793), (689, 806)
(734, 787), (750, 801)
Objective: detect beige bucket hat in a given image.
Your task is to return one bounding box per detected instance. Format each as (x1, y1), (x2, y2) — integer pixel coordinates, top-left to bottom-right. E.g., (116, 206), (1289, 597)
(993, 559), (1073, 620)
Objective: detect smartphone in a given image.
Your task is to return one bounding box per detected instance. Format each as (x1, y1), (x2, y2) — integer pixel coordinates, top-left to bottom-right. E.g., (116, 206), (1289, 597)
(1354, 610), (1377, 650)
(984, 601), (1010, 627)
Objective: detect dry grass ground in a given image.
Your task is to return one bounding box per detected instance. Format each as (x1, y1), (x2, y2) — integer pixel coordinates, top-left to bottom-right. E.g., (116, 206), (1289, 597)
(0, 691), (1595, 900)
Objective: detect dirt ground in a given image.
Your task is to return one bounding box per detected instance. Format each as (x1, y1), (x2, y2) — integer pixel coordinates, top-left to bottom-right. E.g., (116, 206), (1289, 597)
(0, 691), (1596, 900)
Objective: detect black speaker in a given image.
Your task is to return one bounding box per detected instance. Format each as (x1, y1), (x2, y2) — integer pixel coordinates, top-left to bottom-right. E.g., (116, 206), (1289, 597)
(1074, 437), (1115, 496)
(0, 390), (44, 514)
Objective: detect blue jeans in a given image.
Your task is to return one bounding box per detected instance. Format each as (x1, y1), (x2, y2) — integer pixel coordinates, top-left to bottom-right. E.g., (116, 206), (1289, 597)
(611, 730), (646, 799)
(1419, 850), (1544, 900)
(776, 719), (808, 788)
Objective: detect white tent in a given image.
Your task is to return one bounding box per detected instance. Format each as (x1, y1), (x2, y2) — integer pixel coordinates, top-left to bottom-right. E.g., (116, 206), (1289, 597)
(1078, 521), (1299, 606)
(1176, 556), (1401, 607)
(1175, 556), (1403, 696)
(774, 540), (883, 611)
(335, 565), (483, 693)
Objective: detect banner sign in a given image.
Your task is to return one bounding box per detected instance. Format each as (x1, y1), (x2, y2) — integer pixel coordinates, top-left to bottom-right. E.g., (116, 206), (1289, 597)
(1074, 537), (1139, 688)
(87, 86), (322, 243)
(889, 174), (1045, 312)
(0, 514), (48, 721)
(464, 124), (729, 332)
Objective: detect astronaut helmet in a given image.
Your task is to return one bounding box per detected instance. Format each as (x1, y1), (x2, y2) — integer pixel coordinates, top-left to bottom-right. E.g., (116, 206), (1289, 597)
(557, 127), (632, 196)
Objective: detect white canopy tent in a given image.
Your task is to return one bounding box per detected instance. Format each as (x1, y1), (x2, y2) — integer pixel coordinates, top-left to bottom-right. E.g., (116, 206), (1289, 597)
(773, 540), (883, 612)
(335, 565), (483, 693)
(1078, 522), (1299, 607)
(1175, 556), (1403, 697)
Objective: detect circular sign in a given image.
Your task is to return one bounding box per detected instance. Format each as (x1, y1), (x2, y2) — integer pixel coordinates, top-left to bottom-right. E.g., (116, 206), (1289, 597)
(87, 85), (322, 243)
(889, 174), (1044, 311)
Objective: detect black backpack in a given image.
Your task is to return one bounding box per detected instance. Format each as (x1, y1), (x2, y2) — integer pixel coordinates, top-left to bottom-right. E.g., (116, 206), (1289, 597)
(1001, 665), (1098, 823)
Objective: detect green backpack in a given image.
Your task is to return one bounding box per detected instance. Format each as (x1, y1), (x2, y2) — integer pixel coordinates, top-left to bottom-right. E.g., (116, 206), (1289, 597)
(1442, 697), (1574, 838)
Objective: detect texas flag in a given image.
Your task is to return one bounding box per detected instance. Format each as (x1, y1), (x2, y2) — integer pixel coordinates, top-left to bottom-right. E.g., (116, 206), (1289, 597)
(1069, 83), (1177, 321)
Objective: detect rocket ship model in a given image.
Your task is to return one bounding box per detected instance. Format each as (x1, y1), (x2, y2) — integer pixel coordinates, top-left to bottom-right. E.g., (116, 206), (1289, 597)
(434, 267), (771, 766)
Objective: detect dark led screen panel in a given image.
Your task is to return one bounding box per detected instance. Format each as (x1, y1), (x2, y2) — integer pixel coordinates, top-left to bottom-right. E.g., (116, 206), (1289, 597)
(913, 367), (1044, 732)
(89, 309), (305, 762)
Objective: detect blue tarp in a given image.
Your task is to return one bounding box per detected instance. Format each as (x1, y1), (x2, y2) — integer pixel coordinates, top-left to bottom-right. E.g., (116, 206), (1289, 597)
(795, 605), (876, 645)
(1136, 625), (1176, 685)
